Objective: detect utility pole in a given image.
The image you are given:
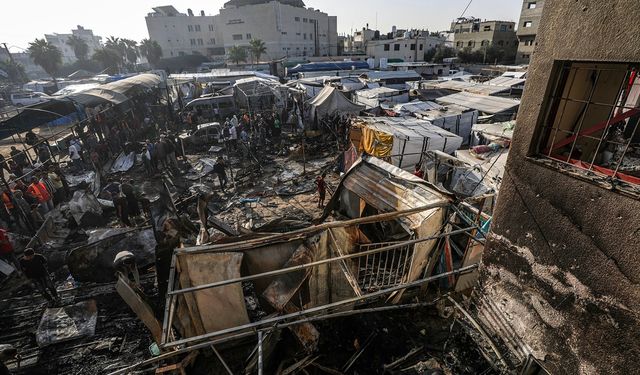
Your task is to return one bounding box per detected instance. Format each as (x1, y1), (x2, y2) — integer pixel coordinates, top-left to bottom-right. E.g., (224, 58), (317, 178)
(1, 43), (15, 63)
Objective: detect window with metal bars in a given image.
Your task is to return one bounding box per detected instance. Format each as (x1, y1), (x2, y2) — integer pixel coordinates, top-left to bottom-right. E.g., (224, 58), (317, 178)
(535, 61), (640, 189)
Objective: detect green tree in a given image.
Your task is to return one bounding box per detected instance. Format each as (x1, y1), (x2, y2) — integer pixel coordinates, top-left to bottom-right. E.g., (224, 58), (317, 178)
(457, 46), (484, 64)
(104, 36), (126, 68)
(27, 38), (62, 84)
(432, 45), (457, 63)
(227, 45), (247, 65)
(139, 39), (163, 68)
(121, 39), (139, 66)
(0, 60), (28, 84)
(66, 35), (89, 61)
(92, 48), (121, 74)
(249, 39), (267, 64)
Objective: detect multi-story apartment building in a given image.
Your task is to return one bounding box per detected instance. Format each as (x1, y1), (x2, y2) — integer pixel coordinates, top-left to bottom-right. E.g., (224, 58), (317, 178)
(146, 6), (224, 58)
(214, 0), (338, 60)
(44, 26), (103, 64)
(516, 0), (544, 64)
(366, 30), (444, 65)
(451, 18), (518, 51)
(470, 1), (640, 374)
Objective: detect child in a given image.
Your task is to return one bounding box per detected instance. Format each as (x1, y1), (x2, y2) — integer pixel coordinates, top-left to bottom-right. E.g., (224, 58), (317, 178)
(315, 173), (327, 209)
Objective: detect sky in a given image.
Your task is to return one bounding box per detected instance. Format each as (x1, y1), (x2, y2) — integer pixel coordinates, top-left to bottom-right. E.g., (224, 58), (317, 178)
(1, 0), (522, 52)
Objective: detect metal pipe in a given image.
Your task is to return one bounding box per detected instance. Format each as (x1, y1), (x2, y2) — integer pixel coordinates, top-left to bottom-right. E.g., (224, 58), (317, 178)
(169, 226), (475, 296)
(109, 269), (469, 375)
(162, 264), (478, 349)
(257, 332), (264, 375)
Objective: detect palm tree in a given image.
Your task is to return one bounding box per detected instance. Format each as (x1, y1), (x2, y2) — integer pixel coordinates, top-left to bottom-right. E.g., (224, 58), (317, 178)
(228, 45), (247, 65)
(249, 39), (267, 64)
(104, 36), (126, 67)
(66, 35), (89, 61)
(121, 39), (139, 66)
(92, 48), (121, 74)
(27, 38), (62, 85)
(139, 39), (163, 68)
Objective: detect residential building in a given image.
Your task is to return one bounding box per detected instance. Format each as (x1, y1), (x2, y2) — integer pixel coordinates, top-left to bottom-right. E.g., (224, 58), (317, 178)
(470, 1), (640, 374)
(146, 6), (224, 58)
(44, 26), (103, 64)
(516, 0), (545, 64)
(0, 49), (48, 80)
(214, 0), (338, 60)
(451, 18), (518, 51)
(366, 30), (444, 66)
(343, 27), (377, 54)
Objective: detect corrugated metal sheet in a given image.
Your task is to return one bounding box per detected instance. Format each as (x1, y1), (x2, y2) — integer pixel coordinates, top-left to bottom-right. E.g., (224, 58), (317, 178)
(485, 76), (526, 87)
(435, 92), (520, 115)
(433, 80), (512, 95)
(340, 156), (450, 230)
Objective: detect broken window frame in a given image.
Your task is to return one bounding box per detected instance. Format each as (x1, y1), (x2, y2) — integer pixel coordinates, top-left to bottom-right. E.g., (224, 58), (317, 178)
(533, 61), (640, 195)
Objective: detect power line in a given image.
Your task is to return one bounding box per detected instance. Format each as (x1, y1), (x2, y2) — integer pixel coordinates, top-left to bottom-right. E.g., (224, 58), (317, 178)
(459, 0), (474, 19)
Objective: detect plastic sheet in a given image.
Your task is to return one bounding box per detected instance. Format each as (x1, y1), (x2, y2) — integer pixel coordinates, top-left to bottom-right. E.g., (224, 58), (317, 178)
(110, 152), (136, 173)
(36, 300), (98, 347)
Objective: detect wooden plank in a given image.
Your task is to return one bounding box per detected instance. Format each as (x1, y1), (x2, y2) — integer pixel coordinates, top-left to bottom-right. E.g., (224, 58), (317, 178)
(115, 276), (163, 344)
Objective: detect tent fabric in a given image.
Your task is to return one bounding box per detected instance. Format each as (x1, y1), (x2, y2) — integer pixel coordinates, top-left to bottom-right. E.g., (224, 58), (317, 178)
(68, 88), (130, 106)
(435, 92), (520, 115)
(308, 86), (364, 120)
(361, 127), (394, 157)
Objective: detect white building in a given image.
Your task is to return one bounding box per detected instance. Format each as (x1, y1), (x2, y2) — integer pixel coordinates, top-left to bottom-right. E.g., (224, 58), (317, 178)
(365, 31), (444, 66)
(44, 26), (103, 64)
(214, 0), (338, 60)
(146, 6), (225, 58)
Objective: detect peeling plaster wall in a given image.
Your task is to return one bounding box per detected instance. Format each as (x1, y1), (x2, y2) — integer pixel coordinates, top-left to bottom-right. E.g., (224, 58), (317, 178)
(476, 1), (640, 374)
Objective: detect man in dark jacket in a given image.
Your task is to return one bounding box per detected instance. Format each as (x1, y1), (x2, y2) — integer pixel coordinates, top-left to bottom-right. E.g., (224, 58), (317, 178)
(213, 157), (228, 191)
(20, 248), (59, 303)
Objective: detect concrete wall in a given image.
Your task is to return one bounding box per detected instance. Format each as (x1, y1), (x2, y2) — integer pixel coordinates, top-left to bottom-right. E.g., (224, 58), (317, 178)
(146, 13), (220, 57)
(516, 0), (545, 64)
(475, 1), (640, 374)
(216, 1), (337, 60)
(366, 36), (443, 63)
(452, 21), (518, 51)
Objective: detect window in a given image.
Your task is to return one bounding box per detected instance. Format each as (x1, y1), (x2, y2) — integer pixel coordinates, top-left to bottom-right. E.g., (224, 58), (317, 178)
(304, 33), (307, 40)
(303, 18), (308, 23)
(282, 31), (288, 35)
(246, 33), (252, 40)
(227, 19), (243, 25)
(310, 33), (313, 40)
(209, 24), (214, 31)
(528, 2), (537, 9)
(500, 25), (508, 31)
(524, 39), (535, 46)
(468, 41), (475, 47)
(190, 38), (196, 45)
(209, 38), (216, 45)
(295, 17), (300, 21)
(481, 40), (490, 47)
(497, 40), (504, 46)
(232, 34), (243, 41)
(394, 44), (400, 51)
(522, 54), (531, 59)
(419, 44), (423, 51)
(197, 38), (203, 45)
(534, 62), (640, 191)
(484, 26), (491, 31)
(296, 32), (301, 36)
(195, 25), (201, 32)
(456, 41), (463, 48)
(188, 25), (194, 32)
(524, 21), (533, 27)
(384, 44), (390, 51)
(410, 44), (416, 51)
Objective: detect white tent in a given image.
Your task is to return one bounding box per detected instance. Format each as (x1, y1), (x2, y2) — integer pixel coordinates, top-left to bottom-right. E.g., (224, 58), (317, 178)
(308, 86), (365, 120)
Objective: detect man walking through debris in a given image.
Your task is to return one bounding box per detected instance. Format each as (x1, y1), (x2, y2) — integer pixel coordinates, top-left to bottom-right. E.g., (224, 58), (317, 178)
(113, 193), (132, 227)
(213, 157), (228, 191)
(20, 248), (59, 304)
(315, 172), (327, 208)
(120, 179), (141, 223)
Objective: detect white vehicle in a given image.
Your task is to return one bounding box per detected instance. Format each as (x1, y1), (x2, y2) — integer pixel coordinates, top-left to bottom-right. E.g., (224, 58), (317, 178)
(10, 91), (51, 107)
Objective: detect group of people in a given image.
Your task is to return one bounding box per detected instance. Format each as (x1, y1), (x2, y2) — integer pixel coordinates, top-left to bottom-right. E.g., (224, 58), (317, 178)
(221, 112), (284, 156)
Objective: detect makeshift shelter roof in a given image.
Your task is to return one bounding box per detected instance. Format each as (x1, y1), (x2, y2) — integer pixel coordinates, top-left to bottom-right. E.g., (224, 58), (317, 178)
(431, 80), (512, 96)
(356, 87), (403, 99)
(53, 83), (101, 96)
(393, 101), (444, 114)
(484, 76), (526, 88)
(325, 155), (452, 230)
(64, 73), (162, 106)
(67, 70), (96, 79)
(472, 121), (515, 141)
(358, 116), (463, 150)
(435, 92), (520, 115)
(308, 86), (364, 119)
(360, 70), (422, 81)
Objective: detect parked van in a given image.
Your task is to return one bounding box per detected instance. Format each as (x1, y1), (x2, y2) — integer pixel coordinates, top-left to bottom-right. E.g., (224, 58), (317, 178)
(10, 91), (51, 107)
(183, 95), (236, 122)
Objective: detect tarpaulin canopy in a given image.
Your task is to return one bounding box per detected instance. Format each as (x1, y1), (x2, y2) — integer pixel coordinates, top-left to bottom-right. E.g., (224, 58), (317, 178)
(309, 86), (364, 120)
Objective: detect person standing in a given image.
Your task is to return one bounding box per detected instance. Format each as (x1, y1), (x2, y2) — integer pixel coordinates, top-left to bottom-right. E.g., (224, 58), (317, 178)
(20, 248), (59, 304)
(9, 147), (27, 168)
(68, 142), (83, 172)
(113, 193), (132, 227)
(213, 157), (228, 191)
(47, 169), (65, 205)
(27, 177), (53, 214)
(120, 180), (140, 222)
(0, 228), (19, 272)
(315, 173), (327, 209)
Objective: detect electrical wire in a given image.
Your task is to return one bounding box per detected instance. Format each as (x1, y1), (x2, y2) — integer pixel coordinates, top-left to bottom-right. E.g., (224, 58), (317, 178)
(459, 0), (475, 19)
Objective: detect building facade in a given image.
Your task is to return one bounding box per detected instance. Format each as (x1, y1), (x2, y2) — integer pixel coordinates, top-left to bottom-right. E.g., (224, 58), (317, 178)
(516, 0), (545, 64)
(366, 31), (444, 65)
(472, 1), (640, 374)
(214, 0), (338, 60)
(146, 6), (224, 58)
(44, 26), (103, 64)
(451, 18), (518, 51)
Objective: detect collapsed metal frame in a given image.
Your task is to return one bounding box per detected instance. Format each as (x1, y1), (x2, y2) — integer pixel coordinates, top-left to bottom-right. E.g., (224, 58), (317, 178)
(158, 203), (486, 352)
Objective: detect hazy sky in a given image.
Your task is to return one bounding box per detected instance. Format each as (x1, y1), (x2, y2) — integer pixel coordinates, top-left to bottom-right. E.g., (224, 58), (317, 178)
(1, 0), (522, 52)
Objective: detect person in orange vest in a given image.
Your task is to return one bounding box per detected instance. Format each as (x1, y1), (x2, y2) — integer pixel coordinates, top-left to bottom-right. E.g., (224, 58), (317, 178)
(0, 189), (15, 229)
(27, 177), (53, 214)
